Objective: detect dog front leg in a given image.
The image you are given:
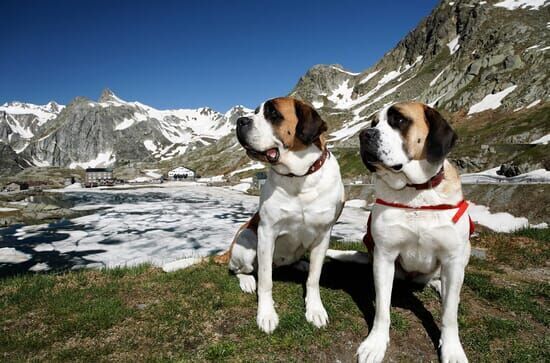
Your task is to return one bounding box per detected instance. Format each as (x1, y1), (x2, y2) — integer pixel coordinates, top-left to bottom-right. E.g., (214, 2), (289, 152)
(357, 248), (396, 363)
(439, 259), (468, 363)
(305, 230), (330, 328)
(256, 223), (279, 334)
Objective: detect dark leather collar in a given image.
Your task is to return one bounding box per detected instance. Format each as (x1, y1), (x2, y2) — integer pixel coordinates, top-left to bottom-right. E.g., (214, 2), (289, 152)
(406, 167), (445, 190)
(273, 148), (330, 178)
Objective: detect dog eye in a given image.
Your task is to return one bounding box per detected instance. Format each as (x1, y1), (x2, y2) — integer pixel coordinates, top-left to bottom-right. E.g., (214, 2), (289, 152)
(254, 106), (260, 114)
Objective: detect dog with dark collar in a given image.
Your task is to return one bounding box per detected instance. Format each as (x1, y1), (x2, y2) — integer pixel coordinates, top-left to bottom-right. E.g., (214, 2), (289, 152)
(218, 97), (345, 334)
(356, 102), (472, 363)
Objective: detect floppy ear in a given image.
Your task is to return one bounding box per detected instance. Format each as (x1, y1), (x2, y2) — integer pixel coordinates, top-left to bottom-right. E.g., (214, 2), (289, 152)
(294, 100), (328, 145)
(424, 106), (457, 163)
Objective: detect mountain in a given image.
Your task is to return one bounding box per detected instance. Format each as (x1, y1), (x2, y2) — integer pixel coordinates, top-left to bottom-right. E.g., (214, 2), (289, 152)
(1, 0), (548, 178)
(0, 90), (251, 173)
(180, 0), (549, 178)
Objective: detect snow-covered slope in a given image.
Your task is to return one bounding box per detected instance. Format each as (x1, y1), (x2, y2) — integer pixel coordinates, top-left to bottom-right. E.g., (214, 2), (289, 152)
(0, 89), (252, 170)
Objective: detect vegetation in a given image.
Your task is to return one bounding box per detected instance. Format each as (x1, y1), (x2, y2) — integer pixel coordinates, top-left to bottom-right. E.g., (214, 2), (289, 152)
(1, 229), (548, 362)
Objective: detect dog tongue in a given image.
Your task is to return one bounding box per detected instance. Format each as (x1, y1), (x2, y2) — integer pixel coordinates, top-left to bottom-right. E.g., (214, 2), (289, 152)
(266, 148), (278, 160)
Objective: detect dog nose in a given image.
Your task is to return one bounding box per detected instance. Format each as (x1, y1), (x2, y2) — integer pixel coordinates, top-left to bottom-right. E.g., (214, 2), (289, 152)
(360, 128), (377, 140)
(237, 117), (252, 127)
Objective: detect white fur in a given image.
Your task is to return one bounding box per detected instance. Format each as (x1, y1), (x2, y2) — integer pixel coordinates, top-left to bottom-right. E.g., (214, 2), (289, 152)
(374, 106), (410, 168)
(357, 108), (470, 363)
(230, 109), (345, 333)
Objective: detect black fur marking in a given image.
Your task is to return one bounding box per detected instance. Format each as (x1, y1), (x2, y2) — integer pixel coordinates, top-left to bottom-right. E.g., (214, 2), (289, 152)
(295, 101), (328, 145)
(387, 106), (412, 136)
(263, 100), (283, 124)
(424, 106), (458, 163)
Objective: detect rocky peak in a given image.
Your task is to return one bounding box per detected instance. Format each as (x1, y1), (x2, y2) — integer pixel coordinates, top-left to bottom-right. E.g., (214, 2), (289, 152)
(99, 88), (123, 103)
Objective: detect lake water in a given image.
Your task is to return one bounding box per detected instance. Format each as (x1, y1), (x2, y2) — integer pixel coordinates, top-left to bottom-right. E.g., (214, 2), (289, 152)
(0, 184), (368, 276)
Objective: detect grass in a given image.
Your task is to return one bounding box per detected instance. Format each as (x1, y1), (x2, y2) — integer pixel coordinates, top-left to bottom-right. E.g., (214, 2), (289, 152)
(1, 231), (549, 362)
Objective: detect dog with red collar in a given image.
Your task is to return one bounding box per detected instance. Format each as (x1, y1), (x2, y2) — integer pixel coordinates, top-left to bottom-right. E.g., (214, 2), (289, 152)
(356, 102), (471, 363)
(217, 97), (345, 334)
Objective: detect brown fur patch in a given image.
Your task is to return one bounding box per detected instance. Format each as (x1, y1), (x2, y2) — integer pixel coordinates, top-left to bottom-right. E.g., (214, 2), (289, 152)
(213, 212), (260, 265)
(440, 160), (464, 198)
(268, 97), (326, 151)
(392, 102), (430, 160)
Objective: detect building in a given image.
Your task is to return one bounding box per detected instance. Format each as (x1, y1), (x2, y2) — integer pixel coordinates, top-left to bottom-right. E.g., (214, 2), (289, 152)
(254, 171), (268, 189)
(168, 166), (196, 181)
(85, 168), (114, 187)
(4, 183), (29, 192)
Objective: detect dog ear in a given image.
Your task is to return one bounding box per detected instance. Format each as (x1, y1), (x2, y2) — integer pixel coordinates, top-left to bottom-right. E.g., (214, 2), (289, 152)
(294, 100), (328, 145)
(424, 106), (457, 163)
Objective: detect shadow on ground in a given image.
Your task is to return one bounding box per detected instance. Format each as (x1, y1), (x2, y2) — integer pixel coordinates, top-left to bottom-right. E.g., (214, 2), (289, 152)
(272, 259), (441, 352)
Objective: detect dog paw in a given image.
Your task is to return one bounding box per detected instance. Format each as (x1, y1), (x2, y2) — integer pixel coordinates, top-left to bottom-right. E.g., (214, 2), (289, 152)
(356, 332), (389, 363)
(440, 340), (468, 363)
(305, 302), (329, 328)
(237, 274), (256, 294)
(257, 306), (279, 334)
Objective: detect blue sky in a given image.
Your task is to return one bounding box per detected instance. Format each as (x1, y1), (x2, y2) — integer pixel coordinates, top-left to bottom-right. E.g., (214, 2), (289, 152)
(1, 0), (438, 111)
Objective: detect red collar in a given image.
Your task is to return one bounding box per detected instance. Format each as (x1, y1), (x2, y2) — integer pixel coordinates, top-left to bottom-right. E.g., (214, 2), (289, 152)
(406, 167), (445, 190)
(375, 198), (470, 224)
(273, 148), (330, 177)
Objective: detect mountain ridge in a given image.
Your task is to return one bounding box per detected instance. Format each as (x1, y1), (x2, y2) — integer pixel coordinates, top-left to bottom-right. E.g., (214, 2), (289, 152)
(1, 0), (548, 177)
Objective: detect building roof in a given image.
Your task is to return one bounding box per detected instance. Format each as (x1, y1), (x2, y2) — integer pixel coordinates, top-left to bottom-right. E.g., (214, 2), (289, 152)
(85, 168), (113, 172)
(169, 166), (196, 173)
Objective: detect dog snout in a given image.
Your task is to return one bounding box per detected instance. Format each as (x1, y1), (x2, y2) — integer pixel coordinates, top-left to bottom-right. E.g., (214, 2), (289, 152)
(236, 117), (253, 147)
(359, 128), (380, 163)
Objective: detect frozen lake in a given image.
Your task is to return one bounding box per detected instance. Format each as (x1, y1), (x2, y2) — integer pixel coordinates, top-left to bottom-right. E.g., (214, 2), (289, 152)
(0, 184), (368, 276)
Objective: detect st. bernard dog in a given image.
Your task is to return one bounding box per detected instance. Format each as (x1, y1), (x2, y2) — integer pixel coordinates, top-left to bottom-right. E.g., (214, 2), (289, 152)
(221, 97), (345, 334)
(356, 102), (472, 363)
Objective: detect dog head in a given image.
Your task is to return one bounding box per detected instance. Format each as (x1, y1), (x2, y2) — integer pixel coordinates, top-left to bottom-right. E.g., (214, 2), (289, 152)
(236, 97), (327, 174)
(359, 102), (457, 184)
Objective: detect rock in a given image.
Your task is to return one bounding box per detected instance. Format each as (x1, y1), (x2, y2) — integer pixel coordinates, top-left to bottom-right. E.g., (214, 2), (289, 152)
(487, 54), (506, 67)
(467, 61), (482, 76)
(496, 164), (523, 177)
(504, 54), (524, 70)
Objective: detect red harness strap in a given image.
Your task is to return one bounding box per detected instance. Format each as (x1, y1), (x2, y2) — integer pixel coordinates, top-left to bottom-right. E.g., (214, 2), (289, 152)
(363, 199), (475, 255)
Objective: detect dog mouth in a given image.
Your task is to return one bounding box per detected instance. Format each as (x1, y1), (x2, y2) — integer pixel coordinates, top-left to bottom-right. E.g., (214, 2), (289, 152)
(246, 147), (280, 163)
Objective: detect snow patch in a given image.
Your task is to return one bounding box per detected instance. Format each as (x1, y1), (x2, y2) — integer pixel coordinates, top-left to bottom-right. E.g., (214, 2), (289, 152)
(447, 35), (460, 55)
(531, 134), (550, 144)
(329, 121), (370, 142)
(69, 151), (115, 169)
(494, 0), (547, 10)
(229, 162), (265, 176)
(29, 262), (50, 272)
(429, 69), (446, 87)
(469, 203), (546, 232)
(115, 117), (135, 131)
(0, 247), (31, 263)
(230, 182), (251, 192)
(143, 140), (157, 152)
(526, 99), (541, 109)
(329, 65), (360, 76)
(359, 70), (381, 85)
(467, 85), (518, 115)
